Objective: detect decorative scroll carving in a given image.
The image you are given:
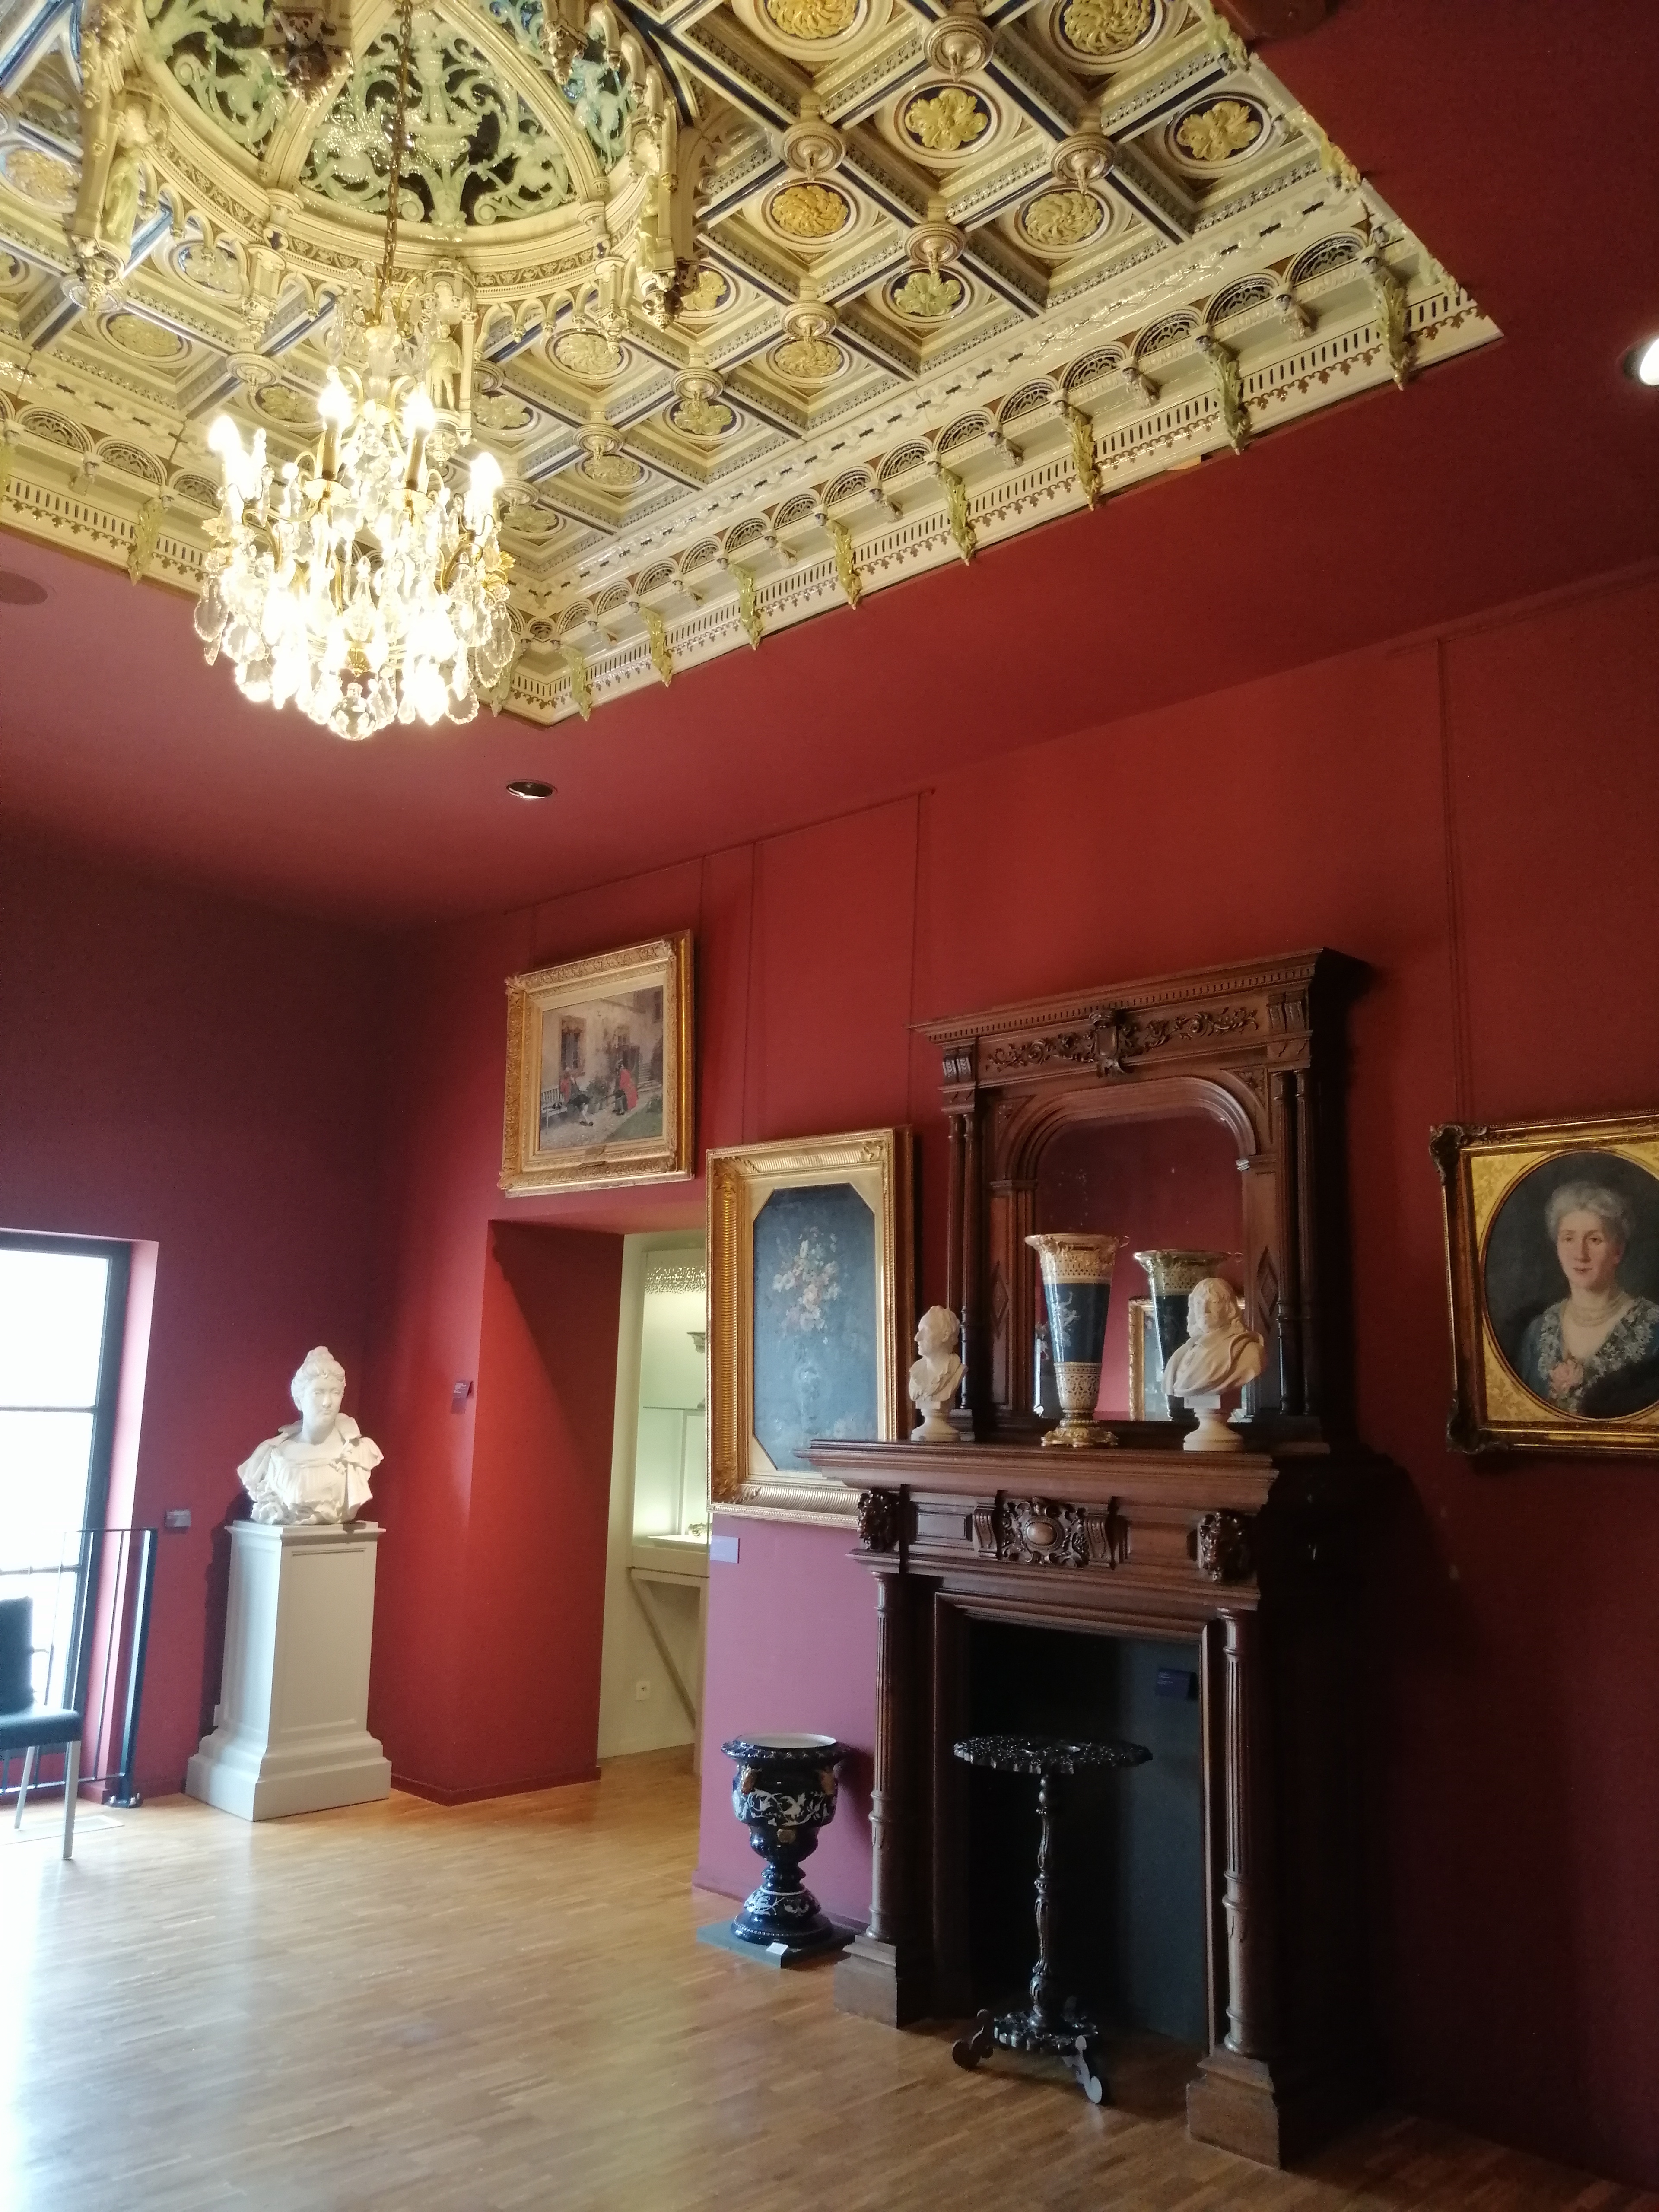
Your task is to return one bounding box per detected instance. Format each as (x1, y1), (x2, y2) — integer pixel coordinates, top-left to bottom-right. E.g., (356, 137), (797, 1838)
(1195, 1509), (1253, 1584)
(979, 1000), (1259, 1077)
(1000, 1497), (1088, 1566)
(1121, 1004), (1259, 1052)
(971, 1504), (997, 1555)
(858, 1487), (901, 1553)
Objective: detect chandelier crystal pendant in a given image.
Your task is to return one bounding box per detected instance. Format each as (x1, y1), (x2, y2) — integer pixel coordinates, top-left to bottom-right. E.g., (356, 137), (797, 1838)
(193, 0), (515, 740)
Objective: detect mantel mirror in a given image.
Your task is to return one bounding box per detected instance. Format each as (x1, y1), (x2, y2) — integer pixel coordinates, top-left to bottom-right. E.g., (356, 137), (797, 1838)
(920, 949), (1356, 1444)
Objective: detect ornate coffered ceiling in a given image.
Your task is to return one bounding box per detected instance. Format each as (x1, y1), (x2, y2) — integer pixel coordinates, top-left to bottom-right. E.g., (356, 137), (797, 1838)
(0, 0), (1497, 726)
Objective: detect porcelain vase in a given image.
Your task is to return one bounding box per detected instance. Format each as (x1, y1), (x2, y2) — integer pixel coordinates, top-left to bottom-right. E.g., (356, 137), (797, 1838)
(723, 1732), (848, 1950)
(1025, 1233), (1122, 1448)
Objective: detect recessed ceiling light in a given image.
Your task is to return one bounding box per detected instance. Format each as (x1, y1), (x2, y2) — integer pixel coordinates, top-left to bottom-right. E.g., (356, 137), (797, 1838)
(1624, 335), (1659, 386)
(0, 571), (48, 606)
(506, 779), (556, 801)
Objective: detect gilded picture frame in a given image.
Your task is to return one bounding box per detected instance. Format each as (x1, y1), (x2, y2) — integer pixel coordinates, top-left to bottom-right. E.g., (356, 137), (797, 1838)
(1431, 1110), (1659, 1455)
(500, 933), (694, 1195)
(707, 1129), (914, 1525)
(1127, 1297), (1171, 1422)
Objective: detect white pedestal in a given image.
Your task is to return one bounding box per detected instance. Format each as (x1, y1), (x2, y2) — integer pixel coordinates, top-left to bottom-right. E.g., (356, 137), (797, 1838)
(186, 1520), (392, 1820)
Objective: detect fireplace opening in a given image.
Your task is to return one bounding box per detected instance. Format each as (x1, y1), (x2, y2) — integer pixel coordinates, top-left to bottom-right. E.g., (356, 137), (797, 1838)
(963, 1620), (1206, 2049)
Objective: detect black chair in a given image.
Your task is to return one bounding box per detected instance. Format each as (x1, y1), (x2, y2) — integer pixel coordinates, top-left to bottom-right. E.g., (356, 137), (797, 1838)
(0, 1596), (84, 1860)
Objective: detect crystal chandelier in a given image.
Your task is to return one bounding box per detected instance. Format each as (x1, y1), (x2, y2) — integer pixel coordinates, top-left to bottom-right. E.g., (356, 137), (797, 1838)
(193, 0), (514, 740)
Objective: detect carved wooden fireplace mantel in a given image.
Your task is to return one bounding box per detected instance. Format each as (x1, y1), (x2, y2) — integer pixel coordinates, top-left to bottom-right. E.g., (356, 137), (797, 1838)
(811, 1434), (1373, 2170)
(798, 948), (1374, 2170)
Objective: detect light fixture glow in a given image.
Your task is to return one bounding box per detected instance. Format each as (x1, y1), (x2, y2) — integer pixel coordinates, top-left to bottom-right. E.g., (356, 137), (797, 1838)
(506, 779), (555, 801)
(1624, 334), (1659, 386)
(194, 0), (512, 740)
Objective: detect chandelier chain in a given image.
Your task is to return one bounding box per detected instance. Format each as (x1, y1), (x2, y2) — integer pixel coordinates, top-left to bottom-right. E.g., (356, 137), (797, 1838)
(380, 0), (417, 308)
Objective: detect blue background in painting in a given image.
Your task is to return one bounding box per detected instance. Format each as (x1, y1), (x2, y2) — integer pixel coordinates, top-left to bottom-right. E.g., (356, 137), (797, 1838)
(752, 1184), (878, 1471)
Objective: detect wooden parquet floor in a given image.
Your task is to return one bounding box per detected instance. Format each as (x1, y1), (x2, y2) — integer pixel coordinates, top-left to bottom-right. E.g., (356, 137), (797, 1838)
(3, 1750), (1651, 2212)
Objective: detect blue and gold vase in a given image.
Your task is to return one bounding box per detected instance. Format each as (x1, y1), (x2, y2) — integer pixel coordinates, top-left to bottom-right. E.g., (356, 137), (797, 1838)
(1133, 1249), (1237, 1390)
(723, 1732), (848, 1950)
(1026, 1233), (1122, 1448)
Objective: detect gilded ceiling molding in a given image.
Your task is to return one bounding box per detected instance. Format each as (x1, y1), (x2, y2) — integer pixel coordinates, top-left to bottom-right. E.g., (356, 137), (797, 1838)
(0, 0), (1497, 724)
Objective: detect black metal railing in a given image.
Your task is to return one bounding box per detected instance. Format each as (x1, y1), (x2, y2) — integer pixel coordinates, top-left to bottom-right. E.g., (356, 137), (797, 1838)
(0, 1526), (159, 1809)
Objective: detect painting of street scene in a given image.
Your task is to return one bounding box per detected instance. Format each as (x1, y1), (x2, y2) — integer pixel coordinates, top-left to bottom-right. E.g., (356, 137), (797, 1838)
(537, 985), (665, 1151)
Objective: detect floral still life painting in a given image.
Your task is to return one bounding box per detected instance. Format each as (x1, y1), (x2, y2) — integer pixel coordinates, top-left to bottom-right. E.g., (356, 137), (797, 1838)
(1433, 1111), (1659, 1454)
(752, 1185), (878, 1471)
(706, 1130), (914, 1521)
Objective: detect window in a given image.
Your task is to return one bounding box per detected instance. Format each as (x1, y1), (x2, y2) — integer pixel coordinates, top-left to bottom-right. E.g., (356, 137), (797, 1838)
(0, 1235), (130, 1708)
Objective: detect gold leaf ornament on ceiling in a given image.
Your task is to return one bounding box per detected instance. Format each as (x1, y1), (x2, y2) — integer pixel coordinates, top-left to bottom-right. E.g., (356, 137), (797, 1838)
(303, 12), (573, 225)
(553, 329), (628, 381)
(1174, 97), (1266, 165)
(147, 0), (291, 155)
(676, 266), (731, 315)
(671, 392), (735, 439)
(890, 269), (964, 321)
(0, 0), (1500, 732)
(769, 182), (853, 239)
(102, 311), (186, 359)
(1020, 189), (1104, 249)
(254, 382), (324, 425)
(901, 86), (991, 156)
(774, 334), (842, 382)
(763, 0), (860, 39)
(1, 146), (79, 210)
(1055, 0), (1154, 60)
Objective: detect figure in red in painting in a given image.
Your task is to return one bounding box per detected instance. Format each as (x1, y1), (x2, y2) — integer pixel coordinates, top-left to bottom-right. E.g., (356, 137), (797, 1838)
(616, 1062), (638, 1114)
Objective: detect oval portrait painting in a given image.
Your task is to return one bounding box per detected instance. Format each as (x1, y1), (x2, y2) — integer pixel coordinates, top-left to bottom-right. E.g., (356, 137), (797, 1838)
(1483, 1149), (1659, 1418)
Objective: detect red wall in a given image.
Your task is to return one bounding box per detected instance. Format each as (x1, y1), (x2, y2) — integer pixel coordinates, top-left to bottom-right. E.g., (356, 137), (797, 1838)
(6, 563), (1658, 2185)
(358, 566), (1659, 2188)
(0, 831), (388, 1797)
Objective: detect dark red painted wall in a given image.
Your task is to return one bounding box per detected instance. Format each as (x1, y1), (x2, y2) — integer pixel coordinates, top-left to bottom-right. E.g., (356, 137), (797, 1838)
(359, 567), (1659, 2188)
(6, 563), (1658, 2185)
(0, 831), (387, 1797)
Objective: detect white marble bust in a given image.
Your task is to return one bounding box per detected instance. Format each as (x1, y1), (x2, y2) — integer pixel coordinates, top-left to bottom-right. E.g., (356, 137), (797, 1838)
(908, 1305), (963, 1443)
(237, 1347), (383, 1526)
(1164, 1279), (1264, 1452)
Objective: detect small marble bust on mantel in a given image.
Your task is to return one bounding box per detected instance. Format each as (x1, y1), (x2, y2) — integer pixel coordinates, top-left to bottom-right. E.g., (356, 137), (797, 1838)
(1163, 1280), (1265, 1453)
(908, 1305), (964, 1443)
(237, 1346), (383, 1525)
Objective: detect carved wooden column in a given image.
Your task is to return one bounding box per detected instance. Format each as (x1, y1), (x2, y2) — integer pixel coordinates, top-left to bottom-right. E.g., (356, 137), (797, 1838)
(836, 1568), (931, 2025)
(867, 1573), (908, 1945)
(1293, 1067), (1322, 1418)
(961, 1102), (984, 1421)
(1272, 1069), (1305, 1417)
(1220, 1607), (1273, 2058)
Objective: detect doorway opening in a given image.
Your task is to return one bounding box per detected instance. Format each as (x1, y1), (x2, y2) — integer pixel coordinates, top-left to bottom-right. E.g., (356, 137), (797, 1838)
(597, 1233), (709, 1767)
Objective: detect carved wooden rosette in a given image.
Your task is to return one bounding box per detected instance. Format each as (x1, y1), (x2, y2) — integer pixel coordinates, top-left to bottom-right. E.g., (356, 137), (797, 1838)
(918, 950), (1358, 1444)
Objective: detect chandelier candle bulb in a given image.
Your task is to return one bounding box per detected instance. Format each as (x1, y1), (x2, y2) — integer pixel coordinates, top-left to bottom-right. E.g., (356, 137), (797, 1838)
(402, 389), (436, 491)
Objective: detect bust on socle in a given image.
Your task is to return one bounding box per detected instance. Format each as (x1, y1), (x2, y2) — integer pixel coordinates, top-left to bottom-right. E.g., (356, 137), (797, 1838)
(908, 1305), (964, 1443)
(1163, 1279), (1264, 1453)
(237, 1347), (383, 1525)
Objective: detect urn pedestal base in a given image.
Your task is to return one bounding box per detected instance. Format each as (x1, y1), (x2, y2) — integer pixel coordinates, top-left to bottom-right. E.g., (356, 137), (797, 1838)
(186, 1521), (391, 1821)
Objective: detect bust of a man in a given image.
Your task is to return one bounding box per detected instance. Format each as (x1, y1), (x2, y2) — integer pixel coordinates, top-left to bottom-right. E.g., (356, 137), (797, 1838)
(1164, 1278), (1264, 1398)
(1163, 1279), (1264, 1452)
(237, 1347), (383, 1526)
(908, 1305), (964, 1443)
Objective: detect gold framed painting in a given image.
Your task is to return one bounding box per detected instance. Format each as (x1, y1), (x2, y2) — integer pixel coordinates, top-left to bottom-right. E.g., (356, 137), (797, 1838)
(1432, 1110), (1659, 1454)
(500, 933), (694, 1195)
(707, 1129), (914, 1524)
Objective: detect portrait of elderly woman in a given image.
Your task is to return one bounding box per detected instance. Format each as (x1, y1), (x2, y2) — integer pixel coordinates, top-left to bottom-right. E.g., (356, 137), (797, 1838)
(1484, 1158), (1659, 1420)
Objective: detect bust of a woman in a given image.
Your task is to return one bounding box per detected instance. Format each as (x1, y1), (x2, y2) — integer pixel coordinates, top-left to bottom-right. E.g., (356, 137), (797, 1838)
(1517, 1184), (1659, 1417)
(237, 1347), (383, 1526)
